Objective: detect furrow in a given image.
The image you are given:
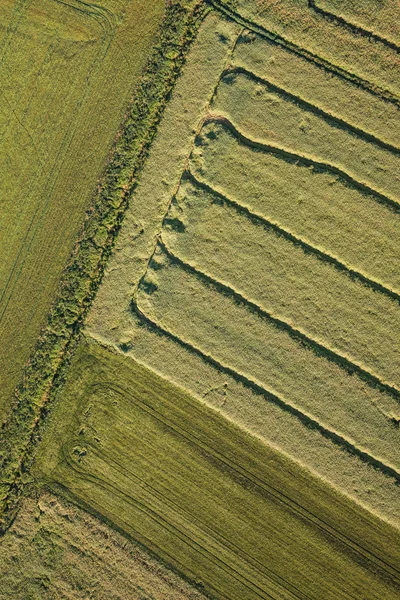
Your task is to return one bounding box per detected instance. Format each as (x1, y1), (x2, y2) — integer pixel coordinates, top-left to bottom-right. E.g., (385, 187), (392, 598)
(224, 66), (400, 156)
(202, 114), (400, 213)
(131, 300), (400, 484)
(309, 0), (400, 53)
(158, 236), (400, 407)
(61, 445), (281, 600)
(186, 171), (400, 305)
(205, 0), (400, 107)
(73, 433), (303, 600)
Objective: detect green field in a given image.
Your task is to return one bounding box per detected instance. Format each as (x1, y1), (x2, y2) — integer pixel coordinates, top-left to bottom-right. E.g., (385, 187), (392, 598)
(34, 338), (400, 600)
(1, 0), (399, 597)
(0, 0), (165, 422)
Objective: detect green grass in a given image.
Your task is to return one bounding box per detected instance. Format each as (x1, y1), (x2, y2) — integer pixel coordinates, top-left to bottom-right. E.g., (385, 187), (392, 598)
(213, 0), (400, 100)
(316, 0), (400, 45)
(0, 491), (206, 600)
(34, 338), (400, 600)
(0, 0), (165, 423)
(0, 0), (206, 530)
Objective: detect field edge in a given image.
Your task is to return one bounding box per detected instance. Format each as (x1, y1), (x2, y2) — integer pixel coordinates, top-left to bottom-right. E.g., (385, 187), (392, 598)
(0, 0), (208, 533)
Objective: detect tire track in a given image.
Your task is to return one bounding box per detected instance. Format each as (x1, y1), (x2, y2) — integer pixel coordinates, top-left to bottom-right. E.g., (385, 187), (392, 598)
(309, 0), (400, 54)
(158, 237), (400, 410)
(0, 0), (115, 324)
(186, 171), (400, 305)
(130, 299), (400, 484)
(201, 114), (400, 213)
(205, 0), (400, 107)
(223, 66), (400, 156)
(61, 444), (282, 600)
(59, 381), (400, 588)
(73, 436), (305, 600)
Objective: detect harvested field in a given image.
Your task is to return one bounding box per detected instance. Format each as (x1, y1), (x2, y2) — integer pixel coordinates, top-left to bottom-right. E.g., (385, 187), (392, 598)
(0, 491), (206, 600)
(136, 242), (400, 473)
(190, 111), (400, 295)
(212, 70), (400, 203)
(233, 30), (400, 148)
(188, 124), (400, 385)
(0, 0), (165, 421)
(212, 0), (400, 100)
(163, 177), (400, 402)
(86, 6), (400, 532)
(34, 338), (400, 600)
(1, 0), (398, 598)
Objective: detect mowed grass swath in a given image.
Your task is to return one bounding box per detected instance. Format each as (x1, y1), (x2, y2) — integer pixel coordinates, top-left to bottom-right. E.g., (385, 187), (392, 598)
(212, 0), (400, 100)
(34, 339), (400, 600)
(232, 30), (400, 149)
(188, 123), (400, 387)
(0, 0), (165, 422)
(313, 0), (400, 47)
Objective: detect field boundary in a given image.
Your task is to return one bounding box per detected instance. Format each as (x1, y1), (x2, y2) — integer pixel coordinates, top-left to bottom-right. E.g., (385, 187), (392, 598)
(0, 0), (208, 533)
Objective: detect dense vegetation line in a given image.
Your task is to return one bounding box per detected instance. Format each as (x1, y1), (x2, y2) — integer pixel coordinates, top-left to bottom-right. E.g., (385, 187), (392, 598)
(205, 0), (400, 107)
(158, 235), (400, 411)
(186, 170), (400, 305)
(131, 297), (400, 484)
(0, 0), (207, 533)
(308, 0), (400, 53)
(202, 114), (400, 212)
(225, 66), (400, 155)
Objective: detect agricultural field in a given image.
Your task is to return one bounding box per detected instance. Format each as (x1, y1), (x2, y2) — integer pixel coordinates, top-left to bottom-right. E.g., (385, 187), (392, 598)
(0, 0), (165, 422)
(1, 0), (400, 598)
(33, 338), (400, 600)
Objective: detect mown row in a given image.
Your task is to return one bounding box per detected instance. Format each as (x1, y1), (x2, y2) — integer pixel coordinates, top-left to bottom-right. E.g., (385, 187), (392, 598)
(210, 0), (400, 101)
